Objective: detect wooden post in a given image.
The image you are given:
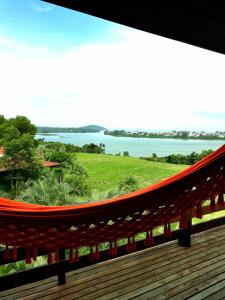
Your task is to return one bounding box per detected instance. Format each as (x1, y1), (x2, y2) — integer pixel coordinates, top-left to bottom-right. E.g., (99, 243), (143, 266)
(58, 249), (66, 285)
(178, 212), (192, 247)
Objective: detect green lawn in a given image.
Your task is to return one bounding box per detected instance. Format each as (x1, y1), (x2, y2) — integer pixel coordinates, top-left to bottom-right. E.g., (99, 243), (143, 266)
(74, 153), (187, 193)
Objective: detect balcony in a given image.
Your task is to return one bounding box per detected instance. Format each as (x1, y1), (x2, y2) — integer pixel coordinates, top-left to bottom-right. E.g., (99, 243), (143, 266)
(1, 221), (225, 299)
(0, 144), (225, 298)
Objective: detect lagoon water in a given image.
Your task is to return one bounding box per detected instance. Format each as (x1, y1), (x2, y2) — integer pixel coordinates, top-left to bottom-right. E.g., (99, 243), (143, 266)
(36, 132), (225, 157)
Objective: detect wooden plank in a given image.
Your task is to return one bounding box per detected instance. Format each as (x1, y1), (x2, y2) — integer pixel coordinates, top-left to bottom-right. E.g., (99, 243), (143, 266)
(1, 223), (225, 298)
(0, 241), (177, 298)
(88, 234), (225, 300)
(5, 227), (225, 300)
(101, 253), (225, 300)
(153, 264), (225, 299)
(131, 261), (225, 300)
(0, 281), (58, 300)
(0, 241), (177, 299)
(29, 237), (225, 300)
(188, 278), (225, 300)
(17, 233), (225, 300)
(2, 225), (225, 300)
(2, 236), (203, 300)
(0, 276), (57, 298)
(204, 286), (225, 300)
(66, 240), (178, 277)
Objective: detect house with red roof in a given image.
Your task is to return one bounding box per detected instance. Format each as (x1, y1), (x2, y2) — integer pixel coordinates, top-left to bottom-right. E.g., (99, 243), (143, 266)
(0, 146), (60, 172)
(0, 146), (4, 157)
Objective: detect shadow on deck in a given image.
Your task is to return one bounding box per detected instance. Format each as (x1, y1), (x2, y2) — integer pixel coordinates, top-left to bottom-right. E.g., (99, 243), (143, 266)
(1, 224), (225, 300)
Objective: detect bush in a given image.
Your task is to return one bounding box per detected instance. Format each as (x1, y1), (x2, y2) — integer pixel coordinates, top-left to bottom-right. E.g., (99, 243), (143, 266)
(81, 143), (105, 154)
(65, 143), (82, 153)
(140, 149), (213, 165)
(123, 151), (129, 156)
(118, 176), (139, 193)
(45, 151), (74, 168)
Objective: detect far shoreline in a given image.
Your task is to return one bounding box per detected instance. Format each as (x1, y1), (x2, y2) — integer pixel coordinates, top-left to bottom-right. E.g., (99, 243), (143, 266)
(104, 130), (225, 142)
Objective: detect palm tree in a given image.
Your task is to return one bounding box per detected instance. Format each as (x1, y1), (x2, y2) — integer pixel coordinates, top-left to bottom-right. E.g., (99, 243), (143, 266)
(18, 172), (90, 206)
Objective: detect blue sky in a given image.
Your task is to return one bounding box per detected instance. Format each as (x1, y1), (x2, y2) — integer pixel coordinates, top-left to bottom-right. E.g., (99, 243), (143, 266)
(0, 0), (116, 51)
(0, 0), (225, 131)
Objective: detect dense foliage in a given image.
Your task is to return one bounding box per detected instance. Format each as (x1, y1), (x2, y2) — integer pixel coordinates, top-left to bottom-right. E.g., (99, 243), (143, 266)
(82, 143), (105, 154)
(18, 171), (91, 206)
(38, 140), (105, 155)
(140, 149), (213, 165)
(0, 115), (42, 196)
(0, 115), (93, 202)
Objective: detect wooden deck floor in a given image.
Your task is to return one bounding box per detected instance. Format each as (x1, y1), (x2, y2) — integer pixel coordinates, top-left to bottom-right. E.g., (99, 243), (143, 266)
(1, 225), (225, 300)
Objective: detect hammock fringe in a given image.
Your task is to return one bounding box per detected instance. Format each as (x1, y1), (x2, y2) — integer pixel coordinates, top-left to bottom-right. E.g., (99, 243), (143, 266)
(47, 252), (53, 265)
(25, 249), (32, 264)
(74, 247), (79, 262)
(179, 214), (188, 229)
(217, 193), (224, 207)
(3, 244), (10, 261)
(55, 249), (59, 262)
(144, 230), (154, 248)
(164, 223), (172, 237)
(12, 246), (17, 261)
(89, 245), (95, 263)
(196, 204), (202, 219)
(210, 195), (216, 211)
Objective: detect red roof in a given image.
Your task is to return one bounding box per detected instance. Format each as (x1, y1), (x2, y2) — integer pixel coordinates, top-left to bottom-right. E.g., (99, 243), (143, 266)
(42, 161), (60, 168)
(0, 145), (60, 169)
(0, 146), (4, 156)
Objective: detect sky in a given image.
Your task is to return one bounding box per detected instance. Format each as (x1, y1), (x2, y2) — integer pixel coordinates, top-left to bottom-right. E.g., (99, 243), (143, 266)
(0, 0), (225, 131)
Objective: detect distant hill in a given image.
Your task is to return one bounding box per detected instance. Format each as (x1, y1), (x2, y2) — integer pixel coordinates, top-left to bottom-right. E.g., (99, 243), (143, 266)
(37, 125), (106, 134)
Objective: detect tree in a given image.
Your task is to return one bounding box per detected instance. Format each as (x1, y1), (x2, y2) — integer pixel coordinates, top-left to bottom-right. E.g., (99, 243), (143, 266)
(151, 153), (157, 161)
(123, 151), (129, 157)
(82, 143), (105, 154)
(0, 125), (20, 142)
(65, 143), (82, 153)
(99, 143), (105, 154)
(180, 131), (189, 139)
(9, 116), (36, 136)
(2, 134), (42, 195)
(0, 115), (6, 125)
(45, 151), (74, 168)
(0, 115), (42, 196)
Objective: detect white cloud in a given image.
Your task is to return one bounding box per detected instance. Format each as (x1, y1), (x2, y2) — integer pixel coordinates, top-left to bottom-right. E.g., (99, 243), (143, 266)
(31, 1), (52, 12)
(0, 35), (49, 56)
(0, 28), (225, 130)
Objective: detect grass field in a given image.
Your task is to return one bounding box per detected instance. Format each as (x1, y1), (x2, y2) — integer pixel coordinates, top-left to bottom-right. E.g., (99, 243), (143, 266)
(74, 153), (187, 193)
(74, 153), (225, 233)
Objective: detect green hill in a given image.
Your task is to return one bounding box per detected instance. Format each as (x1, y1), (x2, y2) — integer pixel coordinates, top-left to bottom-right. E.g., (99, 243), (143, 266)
(75, 153), (187, 193)
(74, 154), (225, 225)
(37, 125), (106, 133)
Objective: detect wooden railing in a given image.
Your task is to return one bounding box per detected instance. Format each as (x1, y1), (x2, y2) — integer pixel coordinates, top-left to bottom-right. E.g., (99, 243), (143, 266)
(1, 204), (225, 292)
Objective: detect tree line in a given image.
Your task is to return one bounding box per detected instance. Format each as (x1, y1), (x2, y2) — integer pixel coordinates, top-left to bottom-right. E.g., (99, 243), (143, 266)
(140, 149), (213, 165)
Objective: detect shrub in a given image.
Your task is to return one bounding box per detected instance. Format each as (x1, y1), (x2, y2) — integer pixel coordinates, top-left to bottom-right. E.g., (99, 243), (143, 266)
(118, 176), (139, 192)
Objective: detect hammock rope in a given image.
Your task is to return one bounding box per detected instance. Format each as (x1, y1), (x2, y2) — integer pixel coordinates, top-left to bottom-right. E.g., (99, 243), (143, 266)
(0, 144), (225, 264)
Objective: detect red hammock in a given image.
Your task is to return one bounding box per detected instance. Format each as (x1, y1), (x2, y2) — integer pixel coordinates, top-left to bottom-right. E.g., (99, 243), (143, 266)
(1, 144), (225, 264)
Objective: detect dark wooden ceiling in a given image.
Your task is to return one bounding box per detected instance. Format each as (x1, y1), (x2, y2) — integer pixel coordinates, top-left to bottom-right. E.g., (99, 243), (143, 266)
(43, 0), (225, 55)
